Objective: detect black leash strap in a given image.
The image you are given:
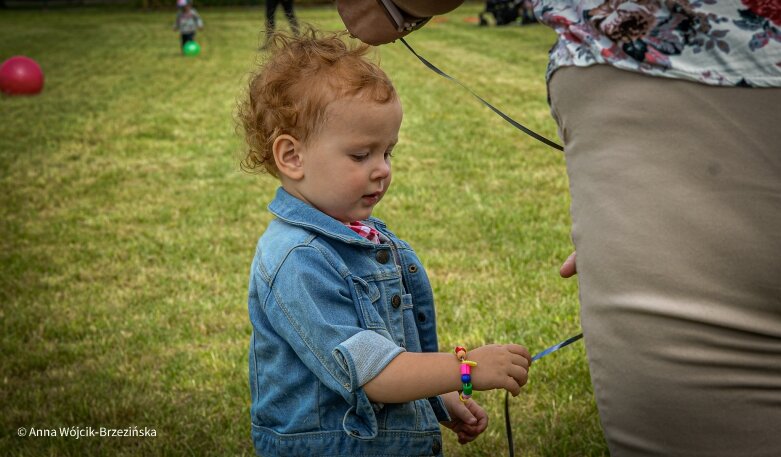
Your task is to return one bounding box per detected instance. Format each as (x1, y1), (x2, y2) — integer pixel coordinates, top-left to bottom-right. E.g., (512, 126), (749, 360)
(398, 37), (564, 152)
(505, 333), (584, 457)
(399, 36), (576, 455)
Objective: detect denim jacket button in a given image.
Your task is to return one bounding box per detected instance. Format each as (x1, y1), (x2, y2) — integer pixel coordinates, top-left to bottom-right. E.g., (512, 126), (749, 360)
(408, 264), (418, 273)
(432, 439), (441, 454)
(375, 250), (389, 264)
(391, 294), (401, 308)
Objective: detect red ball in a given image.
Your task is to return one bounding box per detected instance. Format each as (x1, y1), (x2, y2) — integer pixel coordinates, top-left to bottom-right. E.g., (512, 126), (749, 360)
(0, 56), (45, 96)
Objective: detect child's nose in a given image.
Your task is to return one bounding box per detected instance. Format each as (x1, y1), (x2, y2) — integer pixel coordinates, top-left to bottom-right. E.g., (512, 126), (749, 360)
(371, 158), (390, 180)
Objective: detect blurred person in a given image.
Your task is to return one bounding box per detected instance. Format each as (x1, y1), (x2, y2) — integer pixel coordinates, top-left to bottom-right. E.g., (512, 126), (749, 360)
(173, 1), (203, 51)
(261, 0), (299, 49)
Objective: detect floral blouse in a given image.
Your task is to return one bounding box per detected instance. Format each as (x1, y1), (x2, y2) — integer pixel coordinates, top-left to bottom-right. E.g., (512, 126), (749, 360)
(533, 0), (781, 87)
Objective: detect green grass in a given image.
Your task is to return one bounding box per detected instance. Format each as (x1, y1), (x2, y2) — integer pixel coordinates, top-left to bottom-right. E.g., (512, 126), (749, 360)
(0, 3), (607, 456)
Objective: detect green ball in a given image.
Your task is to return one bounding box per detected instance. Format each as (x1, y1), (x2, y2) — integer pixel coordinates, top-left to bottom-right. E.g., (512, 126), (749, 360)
(183, 41), (201, 57)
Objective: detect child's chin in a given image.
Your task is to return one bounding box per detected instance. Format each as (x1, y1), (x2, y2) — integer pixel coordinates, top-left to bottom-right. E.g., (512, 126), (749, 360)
(356, 212), (373, 222)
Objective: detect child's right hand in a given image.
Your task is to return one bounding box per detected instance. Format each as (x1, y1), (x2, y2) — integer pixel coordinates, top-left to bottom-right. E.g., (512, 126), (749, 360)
(468, 344), (531, 396)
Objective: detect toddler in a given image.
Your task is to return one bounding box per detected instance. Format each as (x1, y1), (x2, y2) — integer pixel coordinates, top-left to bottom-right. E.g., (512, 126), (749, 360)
(173, 1), (203, 51)
(238, 29), (532, 457)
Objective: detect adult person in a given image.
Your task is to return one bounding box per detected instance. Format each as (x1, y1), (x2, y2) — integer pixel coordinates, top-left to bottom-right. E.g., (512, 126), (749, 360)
(261, 0), (299, 49)
(335, 1), (781, 456)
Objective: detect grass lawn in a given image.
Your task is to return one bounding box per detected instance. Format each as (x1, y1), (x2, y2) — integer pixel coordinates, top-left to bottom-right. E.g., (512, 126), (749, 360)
(1, 2), (607, 456)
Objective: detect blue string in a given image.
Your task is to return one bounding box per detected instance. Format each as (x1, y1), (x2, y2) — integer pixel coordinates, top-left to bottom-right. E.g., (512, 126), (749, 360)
(532, 333), (583, 361)
(506, 333), (583, 457)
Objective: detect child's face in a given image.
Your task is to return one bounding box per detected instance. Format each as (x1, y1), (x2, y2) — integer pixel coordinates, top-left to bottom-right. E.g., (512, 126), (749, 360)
(287, 95), (402, 223)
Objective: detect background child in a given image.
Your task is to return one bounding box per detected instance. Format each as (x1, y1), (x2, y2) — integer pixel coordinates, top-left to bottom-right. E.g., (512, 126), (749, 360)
(173, 1), (203, 51)
(238, 29), (532, 456)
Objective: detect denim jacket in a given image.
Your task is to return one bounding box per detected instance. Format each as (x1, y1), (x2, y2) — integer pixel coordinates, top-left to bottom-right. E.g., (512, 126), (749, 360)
(248, 187), (450, 457)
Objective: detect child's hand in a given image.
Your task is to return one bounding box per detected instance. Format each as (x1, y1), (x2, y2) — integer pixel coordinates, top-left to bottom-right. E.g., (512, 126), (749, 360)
(440, 391), (488, 444)
(469, 344), (531, 396)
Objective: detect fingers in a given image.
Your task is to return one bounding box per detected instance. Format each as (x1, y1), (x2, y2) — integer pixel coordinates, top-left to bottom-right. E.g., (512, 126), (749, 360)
(503, 375), (522, 396)
(509, 352), (530, 370)
(505, 346), (531, 383)
(559, 251), (577, 278)
(508, 363), (529, 388)
(456, 400), (488, 444)
(464, 399), (488, 432)
(457, 429), (476, 445)
(448, 398), (478, 426)
(506, 344), (531, 363)
(505, 349), (530, 395)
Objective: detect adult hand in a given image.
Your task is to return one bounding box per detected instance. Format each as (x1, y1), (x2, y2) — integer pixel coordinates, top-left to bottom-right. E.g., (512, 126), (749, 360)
(559, 251), (577, 278)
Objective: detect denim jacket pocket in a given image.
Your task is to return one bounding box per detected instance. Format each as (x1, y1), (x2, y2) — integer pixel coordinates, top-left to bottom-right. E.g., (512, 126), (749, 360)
(351, 276), (385, 330)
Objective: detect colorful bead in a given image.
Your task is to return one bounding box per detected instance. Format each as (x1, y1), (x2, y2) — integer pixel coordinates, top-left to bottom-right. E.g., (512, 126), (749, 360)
(455, 346), (478, 402)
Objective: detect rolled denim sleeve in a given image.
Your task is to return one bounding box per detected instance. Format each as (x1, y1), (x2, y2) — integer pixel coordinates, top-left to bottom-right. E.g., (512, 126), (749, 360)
(334, 330), (405, 390)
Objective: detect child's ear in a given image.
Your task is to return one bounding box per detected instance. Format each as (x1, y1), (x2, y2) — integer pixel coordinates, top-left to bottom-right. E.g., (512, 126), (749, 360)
(272, 134), (304, 180)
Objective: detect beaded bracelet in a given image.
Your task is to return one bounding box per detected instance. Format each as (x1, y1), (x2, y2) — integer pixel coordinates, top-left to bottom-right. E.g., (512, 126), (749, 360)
(454, 346), (478, 402)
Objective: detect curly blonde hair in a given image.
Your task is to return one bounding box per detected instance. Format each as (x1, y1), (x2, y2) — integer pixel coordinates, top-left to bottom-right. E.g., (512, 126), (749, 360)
(238, 28), (397, 177)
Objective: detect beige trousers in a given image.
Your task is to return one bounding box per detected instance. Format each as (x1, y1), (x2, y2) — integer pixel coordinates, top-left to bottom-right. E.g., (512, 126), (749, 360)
(549, 65), (781, 457)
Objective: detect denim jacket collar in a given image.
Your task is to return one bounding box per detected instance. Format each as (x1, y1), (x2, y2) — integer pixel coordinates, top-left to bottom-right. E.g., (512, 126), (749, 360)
(268, 187), (386, 246)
